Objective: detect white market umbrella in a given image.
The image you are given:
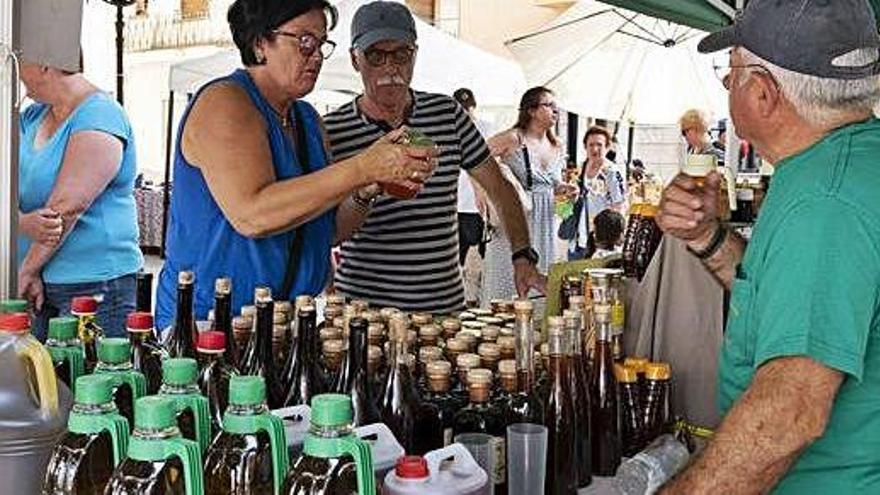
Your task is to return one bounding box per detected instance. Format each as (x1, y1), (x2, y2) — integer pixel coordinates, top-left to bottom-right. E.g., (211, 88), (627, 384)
(505, 0), (728, 125)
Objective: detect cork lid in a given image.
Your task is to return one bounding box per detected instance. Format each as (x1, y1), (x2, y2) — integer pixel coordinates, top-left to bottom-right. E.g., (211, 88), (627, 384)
(368, 323), (386, 338)
(295, 295), (314, 309)
(457, 331), (478, 347)
(476, 316), (503, 326)
(645, 362), (672, 380)
(470, 308), (493, 318)
(495, 312), (516, 324)
(441, 318), (461, 332)
(324, 306), (344, 320)
(546, 316), (565, 332)
(458, 311), (476, 321)
(273, 312), (288, 325)
(214, 277), (231, 295)
(481, 326), (501, 341)
(368, 345), (382, 362)
(624, 357), (650, 372)
(274, 300), (292, 314)
(467, 368), (493, 385)
(513, 299), (534, 312)
(326, 295), (346, 307)
(351, 300), (370, 312)
(445, 338), (468, 352)
(497, 335), (515, 350)
(615, 364), (638, 383)
(240, 305), (257, 318)
(361, 310), (381, 323)
(320, 327), (342, 341)
(254, 287), (272, 302)
(419, 346), (443, 363)
(380, 307), (400, 321)
(498, 359), (517, 375)
(456, 353), (481, 369)
(233, 315), (252, 329)
(323, 339), (345, 354)
(419, 324), (441, 338)
(426, 360), (452, 376)
(178, 271), (194, 285)
(411, 313), (433, 326)
(477, 343), (501, 359)
(333, 317), (346, 329)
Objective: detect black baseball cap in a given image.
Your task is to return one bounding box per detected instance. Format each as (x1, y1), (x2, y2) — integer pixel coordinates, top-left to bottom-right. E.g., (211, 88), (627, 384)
(698, 0), (880, 79)
(351, 1), (417, 51)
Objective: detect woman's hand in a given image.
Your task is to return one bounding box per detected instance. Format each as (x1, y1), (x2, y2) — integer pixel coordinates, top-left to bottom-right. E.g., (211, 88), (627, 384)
(355, 128), (438, 190)
(18, 268), (45, 311)
(19, 208), (63, 246)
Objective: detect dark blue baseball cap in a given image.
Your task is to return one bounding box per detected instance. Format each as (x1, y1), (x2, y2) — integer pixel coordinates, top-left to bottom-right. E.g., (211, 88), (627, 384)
(351, 1), (417, 51)
(698, 0), (880, 79)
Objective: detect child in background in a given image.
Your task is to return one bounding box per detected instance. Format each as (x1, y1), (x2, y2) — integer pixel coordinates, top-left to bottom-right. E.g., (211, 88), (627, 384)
(591, 209), (626, 259)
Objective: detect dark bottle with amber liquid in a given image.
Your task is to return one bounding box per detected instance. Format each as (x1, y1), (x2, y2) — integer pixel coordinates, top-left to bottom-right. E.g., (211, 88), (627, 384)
(241, 287), (287, 408)
(158, 358), (211, 457)
(95, 338), (147, 433)
(136, 271), (153, 313)
(506, 300), (544, 425)
(332, 317), (381, 426)
(204, 375), (289, 495)
(563, 311), (592, 488)
(422, 360), (460, 447)
(43, 375), (130, 495)
(211, 277), (239, 371)
(104, 396), (203, 494)
(126, 312), (167, 395)
(197, 331), (238, 435)
(544, 320), (578, 495)
(282, 304), (327, 408)
(163, 271), (198, 359)
(643, 362), (672, 442)
(71, 296), (103, 374)
(46, 316), (85, 393)
(622, 204), (644, 278)
(617, 364), (644, 456)
(590, 304), (622, 476)
(453, 368), (508, 494)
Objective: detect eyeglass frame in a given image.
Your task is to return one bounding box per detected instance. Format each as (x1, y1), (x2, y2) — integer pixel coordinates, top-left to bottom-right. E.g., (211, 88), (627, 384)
(713, 62), (779, 92)
(271, 30), (337, 60)
(360, 45), (418, 67)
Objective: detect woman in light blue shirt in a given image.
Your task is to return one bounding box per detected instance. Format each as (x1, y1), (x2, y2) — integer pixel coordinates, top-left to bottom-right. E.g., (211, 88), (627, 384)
(17, 58), (143, 339)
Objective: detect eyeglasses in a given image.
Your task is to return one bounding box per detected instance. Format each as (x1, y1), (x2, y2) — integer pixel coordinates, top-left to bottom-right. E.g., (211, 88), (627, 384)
(713, 62), (778, 91)
(362, 46), (417, 67)
(272, 30), (336, 59)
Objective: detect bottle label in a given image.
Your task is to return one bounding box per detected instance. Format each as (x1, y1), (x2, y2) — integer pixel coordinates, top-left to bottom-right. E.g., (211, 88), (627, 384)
(443, 427), (453, 447)
(491, 435), (506, 485)
(611, 303), (625, 336)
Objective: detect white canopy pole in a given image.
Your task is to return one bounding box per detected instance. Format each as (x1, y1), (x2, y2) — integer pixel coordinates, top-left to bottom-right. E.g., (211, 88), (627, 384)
(0, 0), (20, 299)
(705, 0), (737, 19)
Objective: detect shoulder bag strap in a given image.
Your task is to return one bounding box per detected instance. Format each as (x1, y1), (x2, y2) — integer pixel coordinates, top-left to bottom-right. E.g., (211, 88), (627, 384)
(520, 143), (533, 192)
(281, 103), (312, 298)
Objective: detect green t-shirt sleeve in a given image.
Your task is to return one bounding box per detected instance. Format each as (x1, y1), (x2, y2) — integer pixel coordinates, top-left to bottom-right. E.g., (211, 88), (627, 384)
(752, 198), (880, 381)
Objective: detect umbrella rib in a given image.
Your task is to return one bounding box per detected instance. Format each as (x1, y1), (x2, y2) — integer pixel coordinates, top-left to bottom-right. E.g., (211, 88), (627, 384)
(545, 26), (623, 85)
(506, 9), (614, 45)
(618, 30), (666, 47)
(612, 9), (665, 44)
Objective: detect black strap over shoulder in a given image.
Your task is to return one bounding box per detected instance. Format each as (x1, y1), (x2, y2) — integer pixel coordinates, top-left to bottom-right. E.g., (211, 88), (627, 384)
(280, 103), (312, 299)
(521, 144), (534, 192)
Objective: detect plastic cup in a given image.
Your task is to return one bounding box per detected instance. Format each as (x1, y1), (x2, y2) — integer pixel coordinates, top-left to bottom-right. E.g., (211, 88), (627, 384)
(454, 432), (497, 495)
(506, 423), (547, 495)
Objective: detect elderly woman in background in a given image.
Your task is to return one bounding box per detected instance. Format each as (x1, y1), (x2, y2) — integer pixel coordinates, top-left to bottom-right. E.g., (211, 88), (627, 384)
(18, 55), (143, 338)
(680, 108), (725, 161)
(156, 0), (434, 329)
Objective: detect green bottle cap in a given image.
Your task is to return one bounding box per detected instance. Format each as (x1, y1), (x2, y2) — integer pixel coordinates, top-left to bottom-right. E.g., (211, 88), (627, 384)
(48, 316), (78, 341)
(74, 375), (115, 406)
(134, 396), (177, 430)
(0, 299), (28, 313)
(162, 358), (198, 386)
(311, 394), (353, 428)
(98, 338), (131, 364)
(229, 375), (266, 407)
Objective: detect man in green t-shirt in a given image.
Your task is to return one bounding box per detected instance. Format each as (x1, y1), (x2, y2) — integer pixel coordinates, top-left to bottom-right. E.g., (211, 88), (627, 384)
(655, 1), (880, 493)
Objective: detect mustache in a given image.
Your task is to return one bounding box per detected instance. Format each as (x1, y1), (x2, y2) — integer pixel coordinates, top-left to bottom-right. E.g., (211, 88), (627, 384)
(376, 75), (407, 86)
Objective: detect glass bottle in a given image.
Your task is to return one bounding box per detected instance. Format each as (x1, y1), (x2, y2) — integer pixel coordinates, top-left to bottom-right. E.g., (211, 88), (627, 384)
(104, 396), (203, 494)
(608, 271), (626, 362)
(563, 310), (592, 488)
(544, 322), (578, 495)
(211, 277), (239, 371)
(423, 360), (460, 447)
(452, 352), (480, 409)
(46, 316), (84, 393)
(204, 375), (289, 495)
(95, 338), (147, 432)
(622, 204), (643, 278)
(162, 271), (198, 359)
(322, 339), (345, 385)
(273, 300), (293, 372)
(282, 304), (327, 409)
(71, 296), (103, 373)
(367, 345), (385, 403)
(332, 317), (381, 427)
(477, 343), (501, 374)
(282, 393), (376, 495)
(511, 300), (544, 426)
(241, 287), (287, 408)
(590, 303), (622, 476)
(126, 312), (167, 395)
(643, 362), (672, 443)
(197, 330), (238, 435)
(497, 335), (516, 361)
(616, 364), (644, 457)
(43, 375), (129, 495)
(452, 368), (507, 494)
(624, 356), (650, 410)
(158, 358), (211, 457)
(135, 271), (153, 313)
(233, 314), (253, 362)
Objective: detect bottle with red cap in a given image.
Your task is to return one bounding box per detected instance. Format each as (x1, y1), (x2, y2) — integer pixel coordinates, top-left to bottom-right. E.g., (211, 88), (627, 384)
(197, 331), (238, 434)
(70, 296), (103, 373)
(126, 312), (168, 395)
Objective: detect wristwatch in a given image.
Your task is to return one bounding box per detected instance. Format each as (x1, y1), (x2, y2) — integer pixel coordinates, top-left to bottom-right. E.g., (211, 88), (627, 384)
(511, 246), (539, 266)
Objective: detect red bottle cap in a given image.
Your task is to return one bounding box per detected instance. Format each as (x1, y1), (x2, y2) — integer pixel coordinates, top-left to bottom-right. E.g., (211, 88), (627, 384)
(0, 313), (31, 333)
(395, 456), (429, 479)
(126, 312), (153, 331)
(198, 331), (226, 352)
(70, 296), (98, 314)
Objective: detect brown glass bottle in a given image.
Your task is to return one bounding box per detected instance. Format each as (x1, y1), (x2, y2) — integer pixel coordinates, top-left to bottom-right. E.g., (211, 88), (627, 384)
(332, 317), (381, 427)
(211, 277), (239, 371)
(563, 311), (592, 488)
(590, 304), (622, 476)
(241, 287), (287, 408)
(197, 331), (238, 435)
(643, 362), (672, 442)
(321, 339), (345, 386)
(544, 322), (578, 495)
(71, 296), (102, 374)
(163, 271), (198, 359)
(127, 312), (167, 395)
(507, 300), (544, 425)
(633, 205), (663, 281)
(616, 364), (644, 456)
(136, 271), (153, 313)
(282, 305), (327, 408)
(608, 271), (626, 362)
(622, 204), (644, 278)
(452, 368), (507, 494)
(422, 360), (460, 447)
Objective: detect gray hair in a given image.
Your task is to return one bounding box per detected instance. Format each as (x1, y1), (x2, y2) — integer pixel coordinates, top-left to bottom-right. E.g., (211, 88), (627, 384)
(738, 47), (880, 128)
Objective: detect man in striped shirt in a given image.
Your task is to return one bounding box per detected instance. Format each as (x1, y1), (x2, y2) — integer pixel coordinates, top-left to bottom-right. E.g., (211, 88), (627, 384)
(326, 1), (543, 313)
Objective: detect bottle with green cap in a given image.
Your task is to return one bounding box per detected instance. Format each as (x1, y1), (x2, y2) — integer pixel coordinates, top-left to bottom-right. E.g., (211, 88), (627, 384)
(0, 299), (28, 314)
(282, 394), (376, 495)
(158, 358), (211, 457)
(43, 375), (130, 494)
(95, 338), (147, 432)
(105, 396), (204, 495)
(204, 375), (289, 495)
(45, 316), (85, 393)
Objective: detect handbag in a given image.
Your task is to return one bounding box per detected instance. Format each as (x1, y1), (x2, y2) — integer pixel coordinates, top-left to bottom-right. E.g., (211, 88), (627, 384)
(557, 193), (584, 241)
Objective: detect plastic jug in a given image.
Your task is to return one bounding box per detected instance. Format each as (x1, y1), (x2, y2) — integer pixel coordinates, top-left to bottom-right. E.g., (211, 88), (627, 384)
(383, 443), (491, 495)
(158, 358), (211, 456)
(46, 316), (85, 393)
(356, 422), (405, 481)
(272, 404), (312, 459)
(94, 337), (147, 432)
(0, 313), (73, 495)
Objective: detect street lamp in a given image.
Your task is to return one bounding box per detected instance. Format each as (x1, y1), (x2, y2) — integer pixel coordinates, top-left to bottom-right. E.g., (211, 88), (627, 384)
(102, 0), (136, 105)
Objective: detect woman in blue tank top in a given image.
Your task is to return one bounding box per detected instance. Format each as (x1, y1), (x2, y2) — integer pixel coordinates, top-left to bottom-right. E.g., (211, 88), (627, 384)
(156, 0), (435, 329)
